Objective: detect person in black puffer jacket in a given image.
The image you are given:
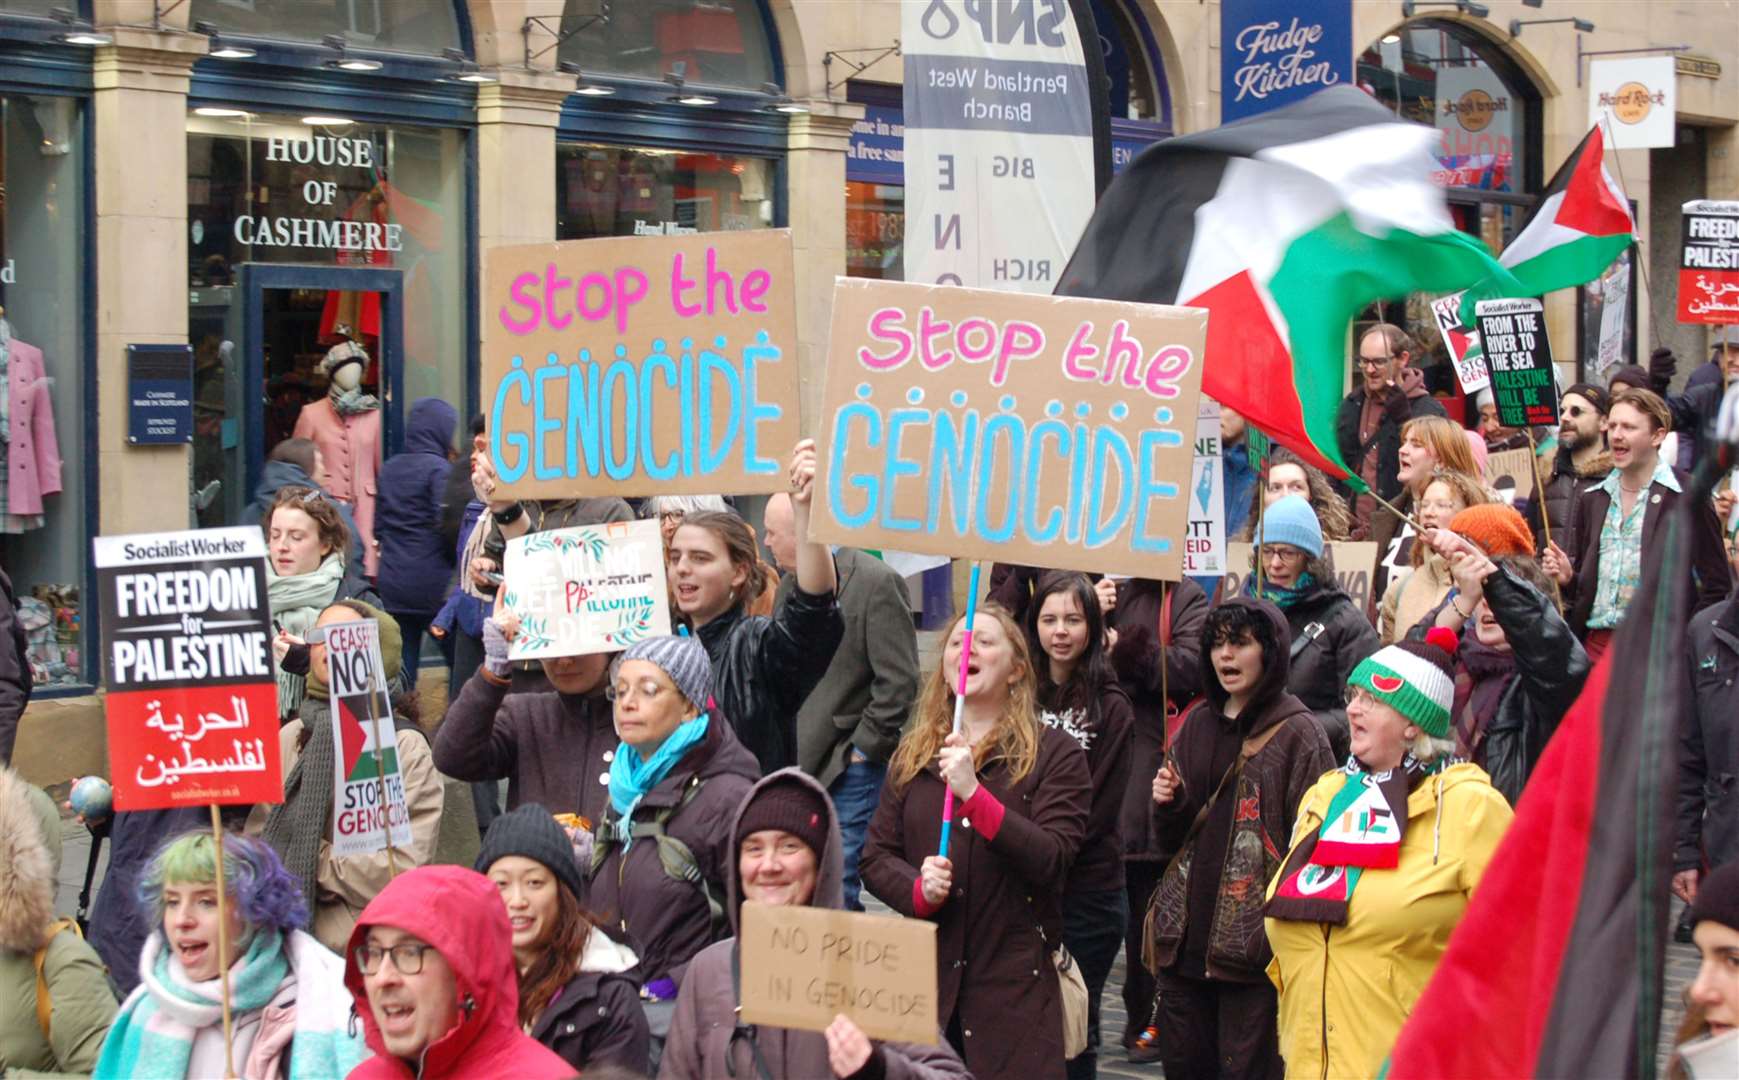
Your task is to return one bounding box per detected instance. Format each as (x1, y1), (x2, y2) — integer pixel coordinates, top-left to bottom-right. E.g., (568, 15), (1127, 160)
(1245, 497), (1379, 759)
(667, 440), (841, 773)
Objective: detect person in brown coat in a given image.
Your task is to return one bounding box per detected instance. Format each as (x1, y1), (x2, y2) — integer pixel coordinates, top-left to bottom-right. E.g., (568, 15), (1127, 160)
(660, 767), (968, 1080)
(861, 604), (1092, 1080)
(1144, 597), (1333, 1079)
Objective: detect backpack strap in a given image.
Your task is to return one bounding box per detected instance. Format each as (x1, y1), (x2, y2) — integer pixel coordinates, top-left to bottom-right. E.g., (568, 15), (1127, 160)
(1160, 721), (1289, 880)
(588, 776), (728, 941)
(34, 917), (80, 1039)
(727, 942), (777, 1080)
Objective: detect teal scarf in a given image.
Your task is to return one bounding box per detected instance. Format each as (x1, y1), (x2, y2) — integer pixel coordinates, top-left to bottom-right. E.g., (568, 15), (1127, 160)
(607, 713), (711, 836)
(1245, 571), (1317, 609)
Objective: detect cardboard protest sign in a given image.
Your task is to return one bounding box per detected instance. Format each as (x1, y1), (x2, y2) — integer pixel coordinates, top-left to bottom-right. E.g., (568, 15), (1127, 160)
(1680, 201), (1739, 324)
(811, 278), (1207, 579)
(502, 519), (670, 661)
(1224, 541), (1380, 614)
(95, 527), (281, 811)
(483, 229), (800, 499)
(1186, 398), (1227, 576)
(1477, 298), (1557, 428)
(1431, 290), (1489, 393)
(739, 901), (938, 1045)
(1485, 447), (1538, 506)
(323, 619), (413, 859)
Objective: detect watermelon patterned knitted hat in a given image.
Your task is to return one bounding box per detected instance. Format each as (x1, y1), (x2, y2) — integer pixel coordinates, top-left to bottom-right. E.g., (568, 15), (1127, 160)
(1346, 627), (1459, 738)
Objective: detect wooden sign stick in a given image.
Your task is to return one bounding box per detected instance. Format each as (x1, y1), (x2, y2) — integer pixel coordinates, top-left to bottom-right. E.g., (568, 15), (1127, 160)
(209, 805), (237, 1080)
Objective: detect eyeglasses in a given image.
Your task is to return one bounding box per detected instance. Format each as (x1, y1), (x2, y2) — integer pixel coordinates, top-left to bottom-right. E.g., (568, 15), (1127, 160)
(1563, 405), (1591, 418)
(355, 943), (434, 976)
(1260, 546), (1308, 563)
(1347, 687), (1379, 709)
(606, 679), (670, 704)
(1357, 354), (1394, 368)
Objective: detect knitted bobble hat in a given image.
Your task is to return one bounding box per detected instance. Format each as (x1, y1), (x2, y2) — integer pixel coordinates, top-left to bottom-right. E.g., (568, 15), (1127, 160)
(1346, 627), (1459, 739)
(1253, 494), (1324, 559)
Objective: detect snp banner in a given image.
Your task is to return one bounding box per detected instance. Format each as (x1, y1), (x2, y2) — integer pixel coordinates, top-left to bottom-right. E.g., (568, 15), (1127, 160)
(902, 0), (1096, 292)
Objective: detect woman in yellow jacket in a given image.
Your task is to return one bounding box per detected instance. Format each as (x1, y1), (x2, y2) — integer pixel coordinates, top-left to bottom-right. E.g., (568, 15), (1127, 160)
(1264, 629), (1512, 1079)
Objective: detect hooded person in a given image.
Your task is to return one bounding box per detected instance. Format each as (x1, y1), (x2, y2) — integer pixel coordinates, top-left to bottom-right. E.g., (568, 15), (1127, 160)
(583, 634), (760, 1034)
(344, 865), (572, 1079)
(660, 768), (970, 1080)
(1142, 597), (1334, 1078)
(476, 804), (650, 1074)
(375, 397), (459, 684)
(249, 599), (445, 953)
(0, 767), (115, 1074)
(1264, 631), (1513, 1079)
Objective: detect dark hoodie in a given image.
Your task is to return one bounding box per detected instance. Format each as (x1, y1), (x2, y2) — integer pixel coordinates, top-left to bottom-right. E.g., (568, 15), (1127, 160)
(1146, 597), (1334, 982)
(376, 397), (458, 616)
(660, 769), (969, 1080)
(344, 865), (572, 1079)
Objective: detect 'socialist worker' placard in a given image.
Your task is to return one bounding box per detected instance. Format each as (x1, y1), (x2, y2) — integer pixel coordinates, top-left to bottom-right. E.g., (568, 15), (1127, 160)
(502, 519), (671, 661)
(739, 901), (939, 1045)
(323, 618), (413, 860)
(1476, 298), (1558, 428)
(483, 229), (801, 500)
(1680, 200), (1739, 324)
(812, 279), (1208, 580)
(95, 527), (282, 811)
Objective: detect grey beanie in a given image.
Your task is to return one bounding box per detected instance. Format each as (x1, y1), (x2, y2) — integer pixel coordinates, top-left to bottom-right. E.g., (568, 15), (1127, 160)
(619, 634), (713, 711)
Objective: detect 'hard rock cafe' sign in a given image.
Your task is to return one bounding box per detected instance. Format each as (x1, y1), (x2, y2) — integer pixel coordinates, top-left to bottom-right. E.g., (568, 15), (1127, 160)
(1588, 57), (1676, 150)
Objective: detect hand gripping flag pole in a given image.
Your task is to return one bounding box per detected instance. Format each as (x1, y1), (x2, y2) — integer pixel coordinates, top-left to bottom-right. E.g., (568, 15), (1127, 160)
(938, 561), (982, 860)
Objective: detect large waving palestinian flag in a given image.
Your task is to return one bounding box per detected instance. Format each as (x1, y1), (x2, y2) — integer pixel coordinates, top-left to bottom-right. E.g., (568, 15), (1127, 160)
(1058, 85), (1519, 484)
(1498, 124), (1636, 298)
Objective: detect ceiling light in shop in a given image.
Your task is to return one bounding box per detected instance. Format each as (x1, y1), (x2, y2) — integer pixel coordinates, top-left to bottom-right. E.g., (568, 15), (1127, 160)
(1381, 32), (1401, 43)
(331, 57), (384, 71)
(59, 30), (111, 45)
(575, 84), (616, 96)
(675, 93), (719, 106)
(209, 44), (257, 59)
(301, 115), (355, 126)
(194, 107), (251, 118)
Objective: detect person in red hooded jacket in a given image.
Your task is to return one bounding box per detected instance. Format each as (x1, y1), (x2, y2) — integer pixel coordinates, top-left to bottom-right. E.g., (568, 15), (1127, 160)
(342, 865), (571, 1079)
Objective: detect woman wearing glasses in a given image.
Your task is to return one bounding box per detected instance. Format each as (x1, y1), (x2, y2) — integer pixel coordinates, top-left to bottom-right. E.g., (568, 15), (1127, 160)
(1264, 632), (1511, 1079)
(95, 832), (369, 1080)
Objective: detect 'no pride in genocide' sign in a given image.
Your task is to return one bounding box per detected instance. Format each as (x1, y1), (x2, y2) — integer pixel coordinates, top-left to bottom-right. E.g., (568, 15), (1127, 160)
(483, 229), (801, 500)
(810, 279), (1207, 580)
(1477, 298), (1557, 428)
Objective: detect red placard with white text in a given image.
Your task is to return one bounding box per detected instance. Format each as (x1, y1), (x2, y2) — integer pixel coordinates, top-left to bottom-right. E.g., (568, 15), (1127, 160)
(1680, 200), (1739, 324)
(95, 528), (282, 811)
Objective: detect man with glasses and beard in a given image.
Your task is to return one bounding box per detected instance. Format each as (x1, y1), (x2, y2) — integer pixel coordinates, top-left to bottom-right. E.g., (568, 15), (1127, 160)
(1334, 324), (1447, 539)
(1527, 383), (1612, 552)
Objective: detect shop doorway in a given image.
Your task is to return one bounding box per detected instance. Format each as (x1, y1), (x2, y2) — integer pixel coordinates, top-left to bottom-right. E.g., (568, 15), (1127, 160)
(190, 265), (403, 529)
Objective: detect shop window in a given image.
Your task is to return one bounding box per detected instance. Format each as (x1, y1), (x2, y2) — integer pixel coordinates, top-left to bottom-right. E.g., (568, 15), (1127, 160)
(0, 0), (64, 18)
(1091, 0), (1167, 125)
(555, 0), (776, 89)
(186, 111), (466, 528)
(186, 0), (463, 54)
(555, 144), (774, 240)
(0, 95), (86, 687)
(847, 181), (904, 281)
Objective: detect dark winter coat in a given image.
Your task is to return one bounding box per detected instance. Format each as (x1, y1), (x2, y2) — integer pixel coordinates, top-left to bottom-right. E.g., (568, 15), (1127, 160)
(1526, 449), (1612, 553)
(584, 715), (760, 988)
(1563, 464), (1731, 638)
(1146, 598), (1333, 982)
(432, 671), (617, 827)
(775, 547), (920, 788)
(1678, 597), (1739, 873)
(530, 931), (649, 1075)
(1450, 567), (1589, 806)
(695, 587), (845, 774)
(344, 866), (573, 1079)
(1271, 579), (1380, 760)
(1333, 368), (1446, 506)
(661, 769), (969, 1080)
(0, 568), (30, 767)
(243, 459), (369, 597)
(861, 725), (1092, 1079)
(375, 397), (458, 616)
(1040, 682), (1134, 896)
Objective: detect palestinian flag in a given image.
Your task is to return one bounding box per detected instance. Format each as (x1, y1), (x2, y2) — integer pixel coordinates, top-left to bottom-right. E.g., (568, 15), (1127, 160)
(1058, 85), (1519, 484)
(1384, 462), (1698, 1077)
(1498, 125), (1636, 298)
(338, 690), (398, 782)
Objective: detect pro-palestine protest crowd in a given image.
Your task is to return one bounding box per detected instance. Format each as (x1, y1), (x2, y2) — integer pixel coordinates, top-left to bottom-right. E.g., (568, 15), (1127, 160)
(1, 90), (1737, 1080)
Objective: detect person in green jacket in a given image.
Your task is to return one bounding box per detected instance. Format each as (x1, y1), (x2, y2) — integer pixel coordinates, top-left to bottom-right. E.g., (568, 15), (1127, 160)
(0, 765), (117, 1075)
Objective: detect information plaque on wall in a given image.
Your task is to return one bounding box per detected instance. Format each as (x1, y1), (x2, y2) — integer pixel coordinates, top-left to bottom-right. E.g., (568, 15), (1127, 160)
(126, 344), (194, 445)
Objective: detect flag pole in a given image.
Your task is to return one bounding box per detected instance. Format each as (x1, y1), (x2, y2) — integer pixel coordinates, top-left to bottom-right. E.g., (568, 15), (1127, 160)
(1594, 111), (1662, 352)
(1366, 487), (1429, 536)
(1527, 430), (1553, 542)
(938, 560), (982, 861)
(208, 804), (237, 1080)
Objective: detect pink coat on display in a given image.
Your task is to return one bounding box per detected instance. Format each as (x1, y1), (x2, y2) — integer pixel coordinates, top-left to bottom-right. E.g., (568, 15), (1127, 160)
(6, 338), (62, 516)
(292, 398), (380, 576)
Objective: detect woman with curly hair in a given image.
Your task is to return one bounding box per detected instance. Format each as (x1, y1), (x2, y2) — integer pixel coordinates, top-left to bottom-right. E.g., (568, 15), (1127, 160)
(861, 605), (1092, 1079)
(1240, 447), (1354, 544)
(1377, 469), (1493, 644)
(95, 831), (369, 1080)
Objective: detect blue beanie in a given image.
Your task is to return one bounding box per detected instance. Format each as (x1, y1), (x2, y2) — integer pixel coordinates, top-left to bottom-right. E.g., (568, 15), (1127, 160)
(1254, 495), (1324, 558)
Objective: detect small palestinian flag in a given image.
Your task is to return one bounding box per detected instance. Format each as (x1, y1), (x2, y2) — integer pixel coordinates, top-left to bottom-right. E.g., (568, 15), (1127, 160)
(338, 691), (398, 781)
(1059, 85), (1519, 484)
(1497, 124), (1636, 300)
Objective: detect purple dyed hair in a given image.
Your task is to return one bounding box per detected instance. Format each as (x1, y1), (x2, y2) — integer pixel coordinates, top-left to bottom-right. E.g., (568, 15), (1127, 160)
(138, 830), (309, 933)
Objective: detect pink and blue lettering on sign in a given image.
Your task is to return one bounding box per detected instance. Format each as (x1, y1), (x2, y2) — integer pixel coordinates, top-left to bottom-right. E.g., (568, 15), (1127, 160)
(481, 230), (801, 499)
(812, 279), (1208, 581)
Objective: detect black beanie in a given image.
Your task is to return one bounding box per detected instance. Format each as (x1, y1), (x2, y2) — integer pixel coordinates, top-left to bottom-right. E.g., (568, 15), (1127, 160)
(737, 772), (829, 860)
(1607, 364), (1650, 392)
(474, 803), (585, 902)
(1689, 861), (1739, 933)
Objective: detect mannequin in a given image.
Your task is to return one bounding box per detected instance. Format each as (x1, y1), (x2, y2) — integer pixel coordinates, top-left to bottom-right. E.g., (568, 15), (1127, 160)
(292, 330), (381, 576)
(0, 314), (62, 533)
